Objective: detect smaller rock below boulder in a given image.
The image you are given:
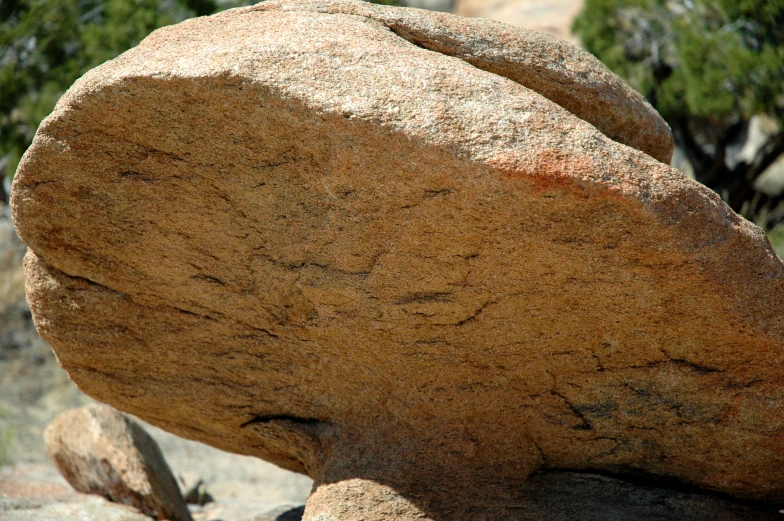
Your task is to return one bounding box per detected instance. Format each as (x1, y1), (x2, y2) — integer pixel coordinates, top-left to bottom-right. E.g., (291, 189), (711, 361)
(44, 403), (192, 521)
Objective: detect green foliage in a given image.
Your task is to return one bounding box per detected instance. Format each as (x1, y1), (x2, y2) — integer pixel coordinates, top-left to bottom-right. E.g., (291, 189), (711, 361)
(1, 0), (187, 180)
(769, 223), (784, 259)
(574, 0), (784, 229)
(0, 0), (400, 187)
(574, 0), (784, 125)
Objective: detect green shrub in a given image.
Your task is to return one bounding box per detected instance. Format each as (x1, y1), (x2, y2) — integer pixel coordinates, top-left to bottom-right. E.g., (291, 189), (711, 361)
(768, 224), (784, 259)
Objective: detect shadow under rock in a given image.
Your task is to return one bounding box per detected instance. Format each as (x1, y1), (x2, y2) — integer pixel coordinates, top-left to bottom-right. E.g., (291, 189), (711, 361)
(252, 505), (305, 521)
(308, 467), (781, 521)
(516, 471), (781, 521)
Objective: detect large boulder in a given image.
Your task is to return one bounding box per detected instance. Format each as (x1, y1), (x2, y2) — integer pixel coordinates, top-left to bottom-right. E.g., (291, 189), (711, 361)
(11, 0), (784, 518)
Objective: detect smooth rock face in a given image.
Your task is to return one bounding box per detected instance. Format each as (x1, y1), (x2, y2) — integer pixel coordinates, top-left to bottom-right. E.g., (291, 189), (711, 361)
(10, 0), (784, 518)
(44, 404), (192, 521)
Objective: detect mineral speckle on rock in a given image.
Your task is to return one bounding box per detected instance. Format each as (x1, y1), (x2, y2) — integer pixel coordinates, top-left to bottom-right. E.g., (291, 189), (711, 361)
(11, 0), (784, 519)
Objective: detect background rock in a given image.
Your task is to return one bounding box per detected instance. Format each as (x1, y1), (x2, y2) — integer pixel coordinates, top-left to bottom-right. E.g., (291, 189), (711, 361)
(401, 0), (454, 12)
(44, 403), (192, 521)
(455, 0), (584, 43)
(1, 428), (313, 521)
(0, 463), (72, 499)
(755, 156), (784, 198)
(0, 462), (153, 521)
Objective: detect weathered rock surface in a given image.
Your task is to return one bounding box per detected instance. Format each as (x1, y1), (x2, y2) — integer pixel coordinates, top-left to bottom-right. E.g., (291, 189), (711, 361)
(44, 404), (192, 521)
(10, 0), (784, 519)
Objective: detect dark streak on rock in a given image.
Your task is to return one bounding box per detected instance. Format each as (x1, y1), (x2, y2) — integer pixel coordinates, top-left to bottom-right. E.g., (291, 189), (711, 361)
(190, 274), (228, 286)
(120, 171), (156, 182)
(395, 292), (454, 305)
(240, 414), (323, 429)
(551, 391), (593, 430)
(455, 301), (489, 327)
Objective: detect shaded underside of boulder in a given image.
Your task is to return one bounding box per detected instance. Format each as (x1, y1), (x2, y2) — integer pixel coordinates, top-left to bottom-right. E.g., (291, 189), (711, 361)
(304, 471), (784, 521)
(510, 471), (783, 521)
(10, 0), (784, 514)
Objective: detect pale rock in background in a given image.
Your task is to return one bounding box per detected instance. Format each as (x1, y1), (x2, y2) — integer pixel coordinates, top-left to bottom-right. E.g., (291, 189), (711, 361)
(0, 494), (154, 521)
(755, 156), (784, 198)
(401, 0), (455, 12)
(44, 404), (192, 521)
(455, 0), (584, 43)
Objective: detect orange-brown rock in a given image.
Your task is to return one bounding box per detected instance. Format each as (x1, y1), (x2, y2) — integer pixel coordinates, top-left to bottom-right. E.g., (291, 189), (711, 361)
(44, 404), (192, 521)
(10, 1), (784, 519)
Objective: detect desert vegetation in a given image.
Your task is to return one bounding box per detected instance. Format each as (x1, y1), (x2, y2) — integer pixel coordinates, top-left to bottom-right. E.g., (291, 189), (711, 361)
(574, 0), (784, 249)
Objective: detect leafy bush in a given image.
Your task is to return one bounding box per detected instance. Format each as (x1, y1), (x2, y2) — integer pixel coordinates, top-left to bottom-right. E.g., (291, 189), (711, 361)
(573, 0), (784, 230)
